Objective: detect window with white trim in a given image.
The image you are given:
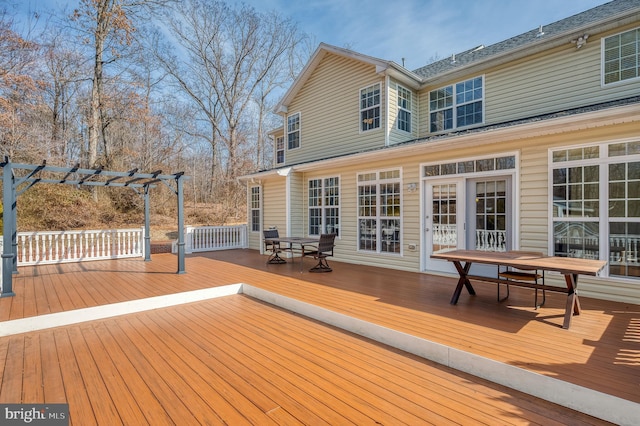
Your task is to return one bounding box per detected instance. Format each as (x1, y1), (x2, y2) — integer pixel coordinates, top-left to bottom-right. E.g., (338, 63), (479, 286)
(287, 113), (300, 149)
(429, 76), (483, 132)
(308, 177), (340, 236)
(360, 83), (380, 131)
(397, 85), (411, 132)
(603, 27), (640, 85)
(250, 186), (260, 232)
(275, 136), (284, 165)
(551, 141), (640, 279)
(357, 169), (401, 254)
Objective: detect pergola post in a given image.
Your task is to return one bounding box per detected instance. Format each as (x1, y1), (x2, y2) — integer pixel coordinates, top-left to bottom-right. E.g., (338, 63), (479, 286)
(176, 174), (186, 274)
(0, 160), (188, 297)
(1, 163), (15, 297)
(144, 185), (151, 262)
(12, 185), (17, 274)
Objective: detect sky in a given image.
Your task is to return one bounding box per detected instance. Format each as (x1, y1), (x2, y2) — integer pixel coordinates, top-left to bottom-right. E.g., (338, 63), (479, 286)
(9, 0), (612, 71)
(244, 0), (612, 70)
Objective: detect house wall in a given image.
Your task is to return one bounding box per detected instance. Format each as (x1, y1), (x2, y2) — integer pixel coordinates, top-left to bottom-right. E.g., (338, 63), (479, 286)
(255, 16), (640, 305)
(417, 23), (640, 140)
(258, 178), (287, 252)
(487, 28), (639, 123)
(283, 53), (387, 165)
(251, 118), (640, 304)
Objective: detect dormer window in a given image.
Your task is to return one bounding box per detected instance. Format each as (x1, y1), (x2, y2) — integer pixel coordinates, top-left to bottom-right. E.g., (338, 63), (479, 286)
(429, 76), (483, 133)
(360, 83), (381, 131)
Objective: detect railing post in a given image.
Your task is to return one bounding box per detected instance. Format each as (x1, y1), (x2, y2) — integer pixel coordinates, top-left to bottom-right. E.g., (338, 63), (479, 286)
(185, 226), (193, 254)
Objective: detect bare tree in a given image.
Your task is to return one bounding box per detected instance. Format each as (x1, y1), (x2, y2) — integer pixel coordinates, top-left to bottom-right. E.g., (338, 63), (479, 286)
(152, 0), (305, 217)
(40, 30), (86, 164)
(0, 13), (42, 161)
(70, 0), (174, 169)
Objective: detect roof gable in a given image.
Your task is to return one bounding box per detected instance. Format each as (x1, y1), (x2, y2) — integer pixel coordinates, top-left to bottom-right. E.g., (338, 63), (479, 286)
(274, 43), (421, 114)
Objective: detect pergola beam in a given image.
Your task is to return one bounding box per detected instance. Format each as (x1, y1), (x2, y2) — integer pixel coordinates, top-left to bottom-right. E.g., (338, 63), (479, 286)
(0, 159), (189, 297)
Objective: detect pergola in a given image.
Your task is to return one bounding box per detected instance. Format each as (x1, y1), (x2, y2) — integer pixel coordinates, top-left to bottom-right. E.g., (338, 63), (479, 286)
(1, 158), (188, 297)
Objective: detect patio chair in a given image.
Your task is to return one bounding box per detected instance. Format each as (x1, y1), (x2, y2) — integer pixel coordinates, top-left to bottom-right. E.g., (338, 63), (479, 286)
(263, 229), (286, 264)
(303, 233), (336, 272)
(497, 251), (546, 309)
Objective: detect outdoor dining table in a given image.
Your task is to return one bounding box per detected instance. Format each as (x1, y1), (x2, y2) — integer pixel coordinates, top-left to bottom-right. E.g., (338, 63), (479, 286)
(431, 249), (607, 329)
(264, 236), (319, 265)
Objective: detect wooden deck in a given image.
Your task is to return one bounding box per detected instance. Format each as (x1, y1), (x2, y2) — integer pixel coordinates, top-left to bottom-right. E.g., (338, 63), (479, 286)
(1, 249), (638, 424)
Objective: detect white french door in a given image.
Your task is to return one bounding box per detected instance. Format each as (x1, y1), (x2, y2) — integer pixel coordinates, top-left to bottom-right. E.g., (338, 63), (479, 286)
(466, 177), (512, 252)
(424, 176), (513, 274)
(424, 180), (464, 273)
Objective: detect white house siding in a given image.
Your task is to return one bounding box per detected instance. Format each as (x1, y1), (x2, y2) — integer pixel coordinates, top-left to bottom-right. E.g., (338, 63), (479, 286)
(416, 25), (640, 140)
(283, 53), (387, 166)
(519, 141), (550, 253)
(259, 179), (287, 251)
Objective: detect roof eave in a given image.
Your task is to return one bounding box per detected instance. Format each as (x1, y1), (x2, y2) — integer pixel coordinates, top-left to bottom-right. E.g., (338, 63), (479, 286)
(282, 104), (640, 173)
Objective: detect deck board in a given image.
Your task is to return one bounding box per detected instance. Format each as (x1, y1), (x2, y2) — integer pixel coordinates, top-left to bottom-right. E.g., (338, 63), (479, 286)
(0, 250), (635, 424)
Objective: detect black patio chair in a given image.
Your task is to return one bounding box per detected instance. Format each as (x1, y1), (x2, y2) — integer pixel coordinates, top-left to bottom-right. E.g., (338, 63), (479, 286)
(304, 233), (336, 272)
(263, 229), (286, 264)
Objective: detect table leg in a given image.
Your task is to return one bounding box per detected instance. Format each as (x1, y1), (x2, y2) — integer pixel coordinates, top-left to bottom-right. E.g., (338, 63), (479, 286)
(562, 273), (580, 329)
(450, 261), (475, 305)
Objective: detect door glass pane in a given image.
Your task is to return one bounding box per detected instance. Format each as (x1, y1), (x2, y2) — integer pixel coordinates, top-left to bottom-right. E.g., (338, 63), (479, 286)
(432, 184), (457, 253)
(475, 179), (507, 251)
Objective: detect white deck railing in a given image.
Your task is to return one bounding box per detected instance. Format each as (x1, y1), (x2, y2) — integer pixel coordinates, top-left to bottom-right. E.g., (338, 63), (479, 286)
(183, 225), (248, 253)
(14, 228), (144, 265)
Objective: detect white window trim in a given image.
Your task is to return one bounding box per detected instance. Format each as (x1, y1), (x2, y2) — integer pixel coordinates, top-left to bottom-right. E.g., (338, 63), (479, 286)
(250, 185), (261, 233)
(547, 137), (640, 281)
(307, 176), (341, 237)
(420, 152), (520, 256)
(356, 167), (403, 255)
(287, 112), (301, 150)
(601, 26), (640, 87)
(396, 84), (412, 134)
(275, 135), (285, 165)
(359, 82), (382, 134)
(429, 75), (485, 134)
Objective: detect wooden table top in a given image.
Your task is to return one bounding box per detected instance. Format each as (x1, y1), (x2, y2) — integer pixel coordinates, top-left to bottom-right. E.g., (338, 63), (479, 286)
(431, 249), (607, 276)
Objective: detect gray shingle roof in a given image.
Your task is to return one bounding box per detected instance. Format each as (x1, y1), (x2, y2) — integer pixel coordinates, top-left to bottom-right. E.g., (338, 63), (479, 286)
(412, 0), (640, 79)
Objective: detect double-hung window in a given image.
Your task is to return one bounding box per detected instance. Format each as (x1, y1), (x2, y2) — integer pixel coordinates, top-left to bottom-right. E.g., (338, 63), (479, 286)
(250, 186), (261, 232)
(429, 76), (483, 132)
(397, 85), (412, 133)
(275, 136), (285, 165)
(357, 169), (401, 254)
(360, 83), (381, 131)
(287, 113), (300, 149)
(551, 141), (640, 279)
(308, 177), (340, 236)
(603, 27), (640, 85)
